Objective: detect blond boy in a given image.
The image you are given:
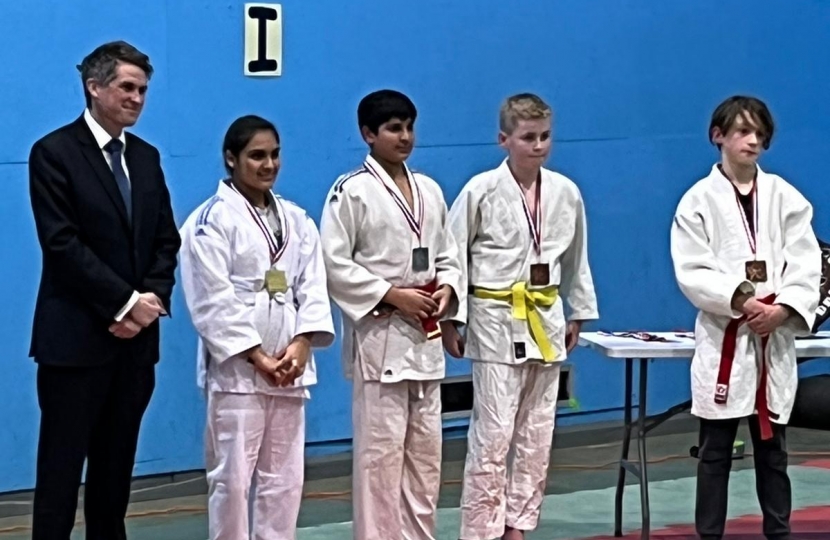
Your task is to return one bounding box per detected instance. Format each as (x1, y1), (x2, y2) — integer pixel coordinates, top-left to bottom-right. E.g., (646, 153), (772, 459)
(444, 94), (599, 540)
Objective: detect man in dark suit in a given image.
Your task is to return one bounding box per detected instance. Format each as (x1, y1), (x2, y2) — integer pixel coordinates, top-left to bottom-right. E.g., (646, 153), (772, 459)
(28, 41), (180, 540)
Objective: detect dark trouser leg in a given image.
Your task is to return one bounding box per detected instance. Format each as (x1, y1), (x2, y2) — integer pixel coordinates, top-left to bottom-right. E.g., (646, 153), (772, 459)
(748, 416), (791, 540)
(32, 365), (113, 540)
(695, 417), (740, 540)
(84, 363), (155, 540)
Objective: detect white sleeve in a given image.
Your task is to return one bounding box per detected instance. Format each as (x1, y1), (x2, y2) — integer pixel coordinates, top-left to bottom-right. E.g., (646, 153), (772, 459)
(775, 188), (822, 334)
(293, 216), (336, 347)
(433, 198), (464, 321)
(180, 215), (261, 363)
(670, 193), (752, 318)
(320, 185), (393, 322)
(445, 185), (480, 325)
(559, 191), (599, 321)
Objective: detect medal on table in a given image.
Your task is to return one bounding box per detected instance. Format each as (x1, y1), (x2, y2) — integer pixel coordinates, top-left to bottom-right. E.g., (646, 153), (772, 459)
(734, 183), (766, 283)
(365, 159), (430, 273)
(518, 175), (549, 286)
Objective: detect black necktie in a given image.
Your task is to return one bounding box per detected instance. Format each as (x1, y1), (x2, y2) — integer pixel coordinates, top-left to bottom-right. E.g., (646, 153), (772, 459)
(104, 139), (132, 222)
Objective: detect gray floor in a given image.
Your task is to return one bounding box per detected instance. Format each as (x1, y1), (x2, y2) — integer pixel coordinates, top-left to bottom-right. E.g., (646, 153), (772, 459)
(2, 415), (829, 539)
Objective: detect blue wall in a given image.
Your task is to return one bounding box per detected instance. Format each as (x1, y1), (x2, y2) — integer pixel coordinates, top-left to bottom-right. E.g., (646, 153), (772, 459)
(1, 0), (828, 492)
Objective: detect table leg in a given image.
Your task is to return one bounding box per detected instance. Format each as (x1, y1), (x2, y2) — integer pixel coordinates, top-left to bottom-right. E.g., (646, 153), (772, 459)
(614, 358), (634, 537)
(638, 358), (650, 540)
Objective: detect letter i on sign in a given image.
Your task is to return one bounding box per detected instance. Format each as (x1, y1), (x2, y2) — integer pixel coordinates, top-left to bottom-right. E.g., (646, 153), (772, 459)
(244, 3), (283, 76)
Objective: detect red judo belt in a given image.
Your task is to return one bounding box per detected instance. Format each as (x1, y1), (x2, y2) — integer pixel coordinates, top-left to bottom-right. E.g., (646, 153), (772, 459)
(415, 280), (442, 340)
(374, 280), (442, 340)
(715, 294), (776, 440)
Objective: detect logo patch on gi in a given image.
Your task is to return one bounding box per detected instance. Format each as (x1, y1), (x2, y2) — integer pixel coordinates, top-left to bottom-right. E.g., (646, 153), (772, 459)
(514, 342), (526, 359)
(714, 383), (729, 404)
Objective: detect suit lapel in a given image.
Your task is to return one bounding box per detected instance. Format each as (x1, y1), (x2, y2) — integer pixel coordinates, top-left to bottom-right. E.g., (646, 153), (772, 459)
(71, 117), (131, 229)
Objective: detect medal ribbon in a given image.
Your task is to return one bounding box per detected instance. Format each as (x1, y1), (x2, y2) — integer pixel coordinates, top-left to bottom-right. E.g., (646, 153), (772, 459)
(364, 160), (425, 243)
(516, 176), (542, 256)
(230, 182), (289, 264)
(733, 182), (759, 256)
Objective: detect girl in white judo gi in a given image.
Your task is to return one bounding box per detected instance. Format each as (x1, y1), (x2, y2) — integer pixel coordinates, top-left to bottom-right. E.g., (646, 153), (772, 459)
(180, 115), (335, 540)
(444, 94), (599, 540)
(670, 96), (821, 540)
(320, 90), (463, 540)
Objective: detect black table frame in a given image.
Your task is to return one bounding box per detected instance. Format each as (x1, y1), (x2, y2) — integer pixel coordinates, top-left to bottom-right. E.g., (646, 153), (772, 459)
(614, 357), (692, 539)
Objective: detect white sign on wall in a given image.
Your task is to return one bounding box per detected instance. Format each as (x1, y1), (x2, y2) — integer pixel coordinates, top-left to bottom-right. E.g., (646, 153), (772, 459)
(244, 3), (282, 77)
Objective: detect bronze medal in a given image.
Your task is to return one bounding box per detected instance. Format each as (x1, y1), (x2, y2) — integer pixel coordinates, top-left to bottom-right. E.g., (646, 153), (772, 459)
(745, 260), (767, 283)
(530, 263), (549, 286)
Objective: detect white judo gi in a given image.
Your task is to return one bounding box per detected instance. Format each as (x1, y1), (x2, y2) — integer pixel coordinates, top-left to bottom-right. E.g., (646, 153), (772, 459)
(447, 160), (599, 539)
(180, 180), (335, 540)
(320, 155), (463, 540)
(671, 165), (821, 425)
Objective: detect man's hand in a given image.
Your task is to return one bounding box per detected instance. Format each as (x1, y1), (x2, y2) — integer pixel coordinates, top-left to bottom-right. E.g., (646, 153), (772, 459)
(747, 304), (790, 337)
(432, 284), (454, 319)
(275, 335), (312, 387)
(565, 320), (583, 354)
(383, 287), (439, 320)
(440, 321), (465, 358)
(109, 317), (142, 339)
(128, 292), (167, 327)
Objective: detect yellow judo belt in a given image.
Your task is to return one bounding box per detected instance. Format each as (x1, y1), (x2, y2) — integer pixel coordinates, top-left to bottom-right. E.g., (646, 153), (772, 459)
(473, 282), (559, 362)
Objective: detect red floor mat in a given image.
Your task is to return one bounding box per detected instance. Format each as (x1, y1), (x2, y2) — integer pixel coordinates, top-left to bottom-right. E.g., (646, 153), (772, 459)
(578, 504), (830, 539)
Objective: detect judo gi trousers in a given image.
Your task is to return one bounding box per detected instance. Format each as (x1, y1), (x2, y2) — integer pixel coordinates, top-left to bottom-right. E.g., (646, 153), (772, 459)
(206, 391), (305, 540)
(460, 361), (561, 540)
(352, 369), (443, 540)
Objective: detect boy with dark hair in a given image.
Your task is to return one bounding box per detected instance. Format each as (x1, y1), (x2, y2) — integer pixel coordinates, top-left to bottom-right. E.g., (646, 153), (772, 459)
(671, 95), (821, 540)
(321, 89), (463, 540)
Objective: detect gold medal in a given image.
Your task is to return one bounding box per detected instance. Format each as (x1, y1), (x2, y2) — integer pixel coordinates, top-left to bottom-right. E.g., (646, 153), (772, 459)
(265, 269), (288, 295)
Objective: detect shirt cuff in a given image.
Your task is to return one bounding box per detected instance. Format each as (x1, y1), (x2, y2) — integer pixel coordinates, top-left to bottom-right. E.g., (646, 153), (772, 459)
(114, 291), (140, 322)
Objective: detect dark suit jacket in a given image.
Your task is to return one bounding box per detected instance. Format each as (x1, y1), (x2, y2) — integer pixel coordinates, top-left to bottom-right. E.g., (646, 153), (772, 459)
(28, 115), (181, 366)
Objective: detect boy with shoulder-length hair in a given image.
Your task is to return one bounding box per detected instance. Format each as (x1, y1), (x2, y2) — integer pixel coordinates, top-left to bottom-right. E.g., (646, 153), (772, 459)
(671, 95), (821, 540)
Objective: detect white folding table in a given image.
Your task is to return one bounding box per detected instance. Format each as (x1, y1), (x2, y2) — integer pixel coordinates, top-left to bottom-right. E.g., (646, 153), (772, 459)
(577, 330), (830, 539)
